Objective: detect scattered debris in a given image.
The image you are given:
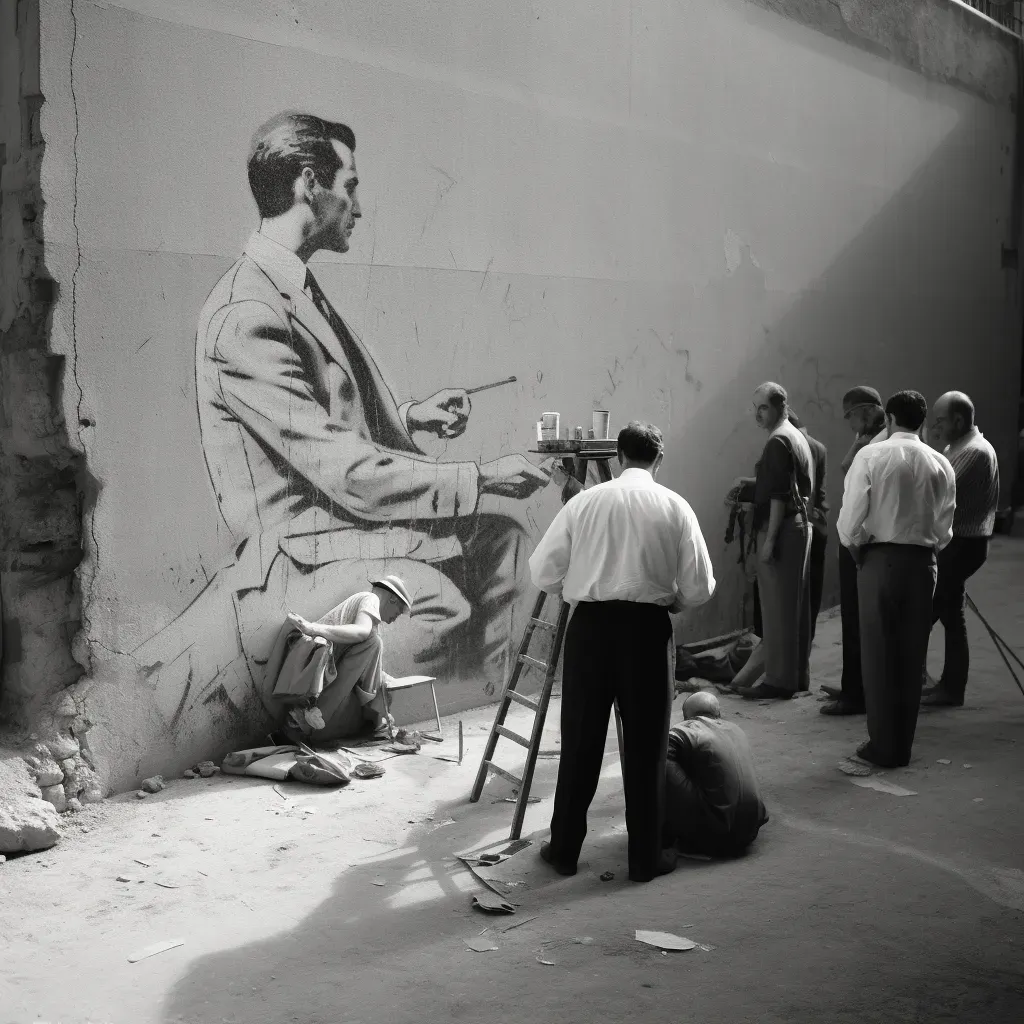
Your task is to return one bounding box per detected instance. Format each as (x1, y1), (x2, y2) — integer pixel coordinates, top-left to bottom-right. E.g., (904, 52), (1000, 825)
(298, 807), (317, 815)
(352, 762), (385, 780)
(472, 894), (516, 915)
(837, 759), (872, 777)
(66, 798), (83, 813)
(141, 776), (165, 794)
(849, 778), (917, 797)
(196, 761), (219, 778)
(464, 936), (499, 952)
(536, 957), (556, 966)
(116, 875), (134, 883)
(430, 818), (456, 831)
(494, 797), (540, 805)
(134, 859), (151, 868)
(600, 871), (615, 882)
(963, 764), (973, 769)
(272, 785), (289, 800)
(501, 915), (537, 932)
(371, 878), (387, 887)
(936, 759), (951, 765)
(573, 936), (594, 945)
(135, 791), (148, 799)
(183, 769), (197, 779)
(382, 743), (420, 756)
(154, 880), (180, 889)
(127, 939), (184, 963)
(635, 930), (697, 951)
(974, 798), (984, 803)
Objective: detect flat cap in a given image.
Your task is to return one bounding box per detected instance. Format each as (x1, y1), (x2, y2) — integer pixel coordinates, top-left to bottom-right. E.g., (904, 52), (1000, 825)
(842, 386), (882, 415)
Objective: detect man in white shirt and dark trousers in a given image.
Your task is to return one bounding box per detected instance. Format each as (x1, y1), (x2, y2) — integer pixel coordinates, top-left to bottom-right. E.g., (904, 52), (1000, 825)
(837, 391), (956, 769)
(528, 422), (716, 883)
(922, 392), (1000, 708)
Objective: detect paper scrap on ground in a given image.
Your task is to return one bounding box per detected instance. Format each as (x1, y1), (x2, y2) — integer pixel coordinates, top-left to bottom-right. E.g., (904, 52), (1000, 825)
(837, 758), (872, 777)
(127, 939), (185, 963)
(465, 936), (499, 952)
(536, 957), (556, 965)
(635, 930), (697, 951)
(936, 759), (951, 765)
(849, 778), (917, 797)
(472, 894), (515, 914)
(371, 878), (387, 886)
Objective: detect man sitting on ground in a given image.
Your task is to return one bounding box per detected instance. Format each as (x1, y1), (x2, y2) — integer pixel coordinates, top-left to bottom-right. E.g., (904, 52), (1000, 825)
(281, 575), (412, 741)
(663, 692), (769, 858)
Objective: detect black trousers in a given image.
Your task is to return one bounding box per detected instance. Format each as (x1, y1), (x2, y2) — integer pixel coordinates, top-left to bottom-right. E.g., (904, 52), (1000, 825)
(548, 600), (673, 879)
(932, 536), (989, 699)
(808, 528), (827, 643)
(858, 544), (937, 767)
(838, 542), (865, 706)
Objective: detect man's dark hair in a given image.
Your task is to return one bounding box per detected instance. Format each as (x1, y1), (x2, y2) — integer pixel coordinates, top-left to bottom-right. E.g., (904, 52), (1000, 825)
(885, 390), (928, 431)
(756, 381), (788, 413)
(617, 421), (664, 465)
(247, 112), (356, 219)
(946, 391), (975, 429)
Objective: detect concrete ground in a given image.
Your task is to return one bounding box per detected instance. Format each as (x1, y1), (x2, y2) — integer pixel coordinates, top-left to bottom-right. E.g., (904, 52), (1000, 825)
(2, 537), (1023, 1024)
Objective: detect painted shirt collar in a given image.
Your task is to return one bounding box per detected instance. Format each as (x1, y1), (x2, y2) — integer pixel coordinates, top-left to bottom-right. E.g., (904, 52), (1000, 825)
(244, 230), (308, 294)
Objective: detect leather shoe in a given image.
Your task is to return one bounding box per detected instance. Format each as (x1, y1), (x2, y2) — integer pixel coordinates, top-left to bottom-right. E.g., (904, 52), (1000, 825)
(854, 741), (906, 770)
(921, 688), (964, 708)
(539, 841), (577, 877)
(820, 699), (866, 716)
(821, 684), (842, 699)
(737, 683), (794, 701)
(629, 848), (678, 883)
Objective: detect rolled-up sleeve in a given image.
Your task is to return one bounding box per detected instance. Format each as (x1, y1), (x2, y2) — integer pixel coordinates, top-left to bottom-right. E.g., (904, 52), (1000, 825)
(529, 504), (574, 595)
(934, 461), (957, 551)
(674, 506), (716, 609)
(837, 450), (871, 548)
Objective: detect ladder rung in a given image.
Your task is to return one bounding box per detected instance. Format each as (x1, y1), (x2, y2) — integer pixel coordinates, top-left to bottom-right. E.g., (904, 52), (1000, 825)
(530, 617), (557, 630)
(483, 761), (523, 787)
(496, 725), (531, 748)
(520, 655), (548, 671)
(506, 690), (540, 712)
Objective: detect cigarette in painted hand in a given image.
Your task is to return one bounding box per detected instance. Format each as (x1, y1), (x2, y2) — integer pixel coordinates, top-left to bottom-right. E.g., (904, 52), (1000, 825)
(465, 376), (517, 395)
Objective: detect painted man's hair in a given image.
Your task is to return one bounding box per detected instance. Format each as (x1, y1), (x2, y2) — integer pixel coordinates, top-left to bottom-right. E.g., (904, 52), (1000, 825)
(885, 390), (928, 431)
(617, 420), (664, 465)
(247, 112), (356, 219)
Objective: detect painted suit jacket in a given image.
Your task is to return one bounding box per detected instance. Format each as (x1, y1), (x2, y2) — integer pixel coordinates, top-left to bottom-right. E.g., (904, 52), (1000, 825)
(196, 232), (479, 590)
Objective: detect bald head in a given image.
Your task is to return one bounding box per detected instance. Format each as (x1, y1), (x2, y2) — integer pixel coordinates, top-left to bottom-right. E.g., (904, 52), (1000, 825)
(932, 390), (975, 446)
(682, 692), (722, 720)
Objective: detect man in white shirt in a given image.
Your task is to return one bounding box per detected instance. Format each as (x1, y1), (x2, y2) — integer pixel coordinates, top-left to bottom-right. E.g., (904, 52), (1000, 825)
(837, 391), (956, 769)
(528, 421), (716, 883)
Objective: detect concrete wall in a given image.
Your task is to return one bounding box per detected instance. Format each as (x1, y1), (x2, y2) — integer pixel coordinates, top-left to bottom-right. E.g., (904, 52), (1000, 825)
(13, 0), (1023, 790)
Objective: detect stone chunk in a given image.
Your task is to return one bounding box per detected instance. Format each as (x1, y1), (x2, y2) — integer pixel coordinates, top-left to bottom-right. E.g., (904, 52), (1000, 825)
(81, 787), (104, 805)
(0, 797), (61, 852)
(40, 785), (68, 813)
(183, 769), (197, 779)
(141, 775), (165, 794)
(66, 798), (83, 813)
(43, 733), (80, 761)
(27, 757), (64, 789)
(198, 765), (219, 779)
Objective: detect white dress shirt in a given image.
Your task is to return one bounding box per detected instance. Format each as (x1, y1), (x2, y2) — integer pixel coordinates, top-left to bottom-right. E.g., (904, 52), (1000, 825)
(837, 431), (956, 551)
(528, 468), (716, 612)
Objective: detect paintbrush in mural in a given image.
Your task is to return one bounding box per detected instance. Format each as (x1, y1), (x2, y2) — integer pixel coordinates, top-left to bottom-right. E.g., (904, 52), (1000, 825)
(465, 375), (517, 395)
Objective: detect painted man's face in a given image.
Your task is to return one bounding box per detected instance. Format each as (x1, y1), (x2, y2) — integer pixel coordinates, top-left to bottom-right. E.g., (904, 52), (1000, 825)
(312, 140), (361, 254)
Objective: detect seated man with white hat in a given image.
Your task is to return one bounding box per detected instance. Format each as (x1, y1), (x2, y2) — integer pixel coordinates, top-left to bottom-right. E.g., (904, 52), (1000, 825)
(283, 575), (413, 742)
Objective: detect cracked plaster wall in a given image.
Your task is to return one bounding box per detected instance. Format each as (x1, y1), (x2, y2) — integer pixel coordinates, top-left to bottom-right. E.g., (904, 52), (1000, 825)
(21, 0), (1024, 791)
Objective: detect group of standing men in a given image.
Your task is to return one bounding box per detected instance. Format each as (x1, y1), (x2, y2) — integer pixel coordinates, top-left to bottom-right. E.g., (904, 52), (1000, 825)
(730, 382), (999, 770)
(526, 379), (1001, 882)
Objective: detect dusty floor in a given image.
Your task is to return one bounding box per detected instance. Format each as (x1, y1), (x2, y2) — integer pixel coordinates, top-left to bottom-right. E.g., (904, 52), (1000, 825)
(2, 538), (1023, 1024)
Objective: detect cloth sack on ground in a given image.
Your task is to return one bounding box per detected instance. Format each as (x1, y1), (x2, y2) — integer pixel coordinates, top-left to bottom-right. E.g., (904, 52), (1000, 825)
(675, 632), (758, 684)
(220, 744), (354, 785)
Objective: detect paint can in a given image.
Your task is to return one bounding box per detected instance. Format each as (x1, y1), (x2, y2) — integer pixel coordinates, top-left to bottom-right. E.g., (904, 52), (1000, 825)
(541, 412), (560, 442)
(592, 410), (610, 439)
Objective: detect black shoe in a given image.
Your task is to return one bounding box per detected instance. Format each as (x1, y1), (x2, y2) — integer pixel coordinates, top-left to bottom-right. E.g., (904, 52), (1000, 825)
(539, 841), (577, 877)
(737, 683), (794, 701)
(821, 684), (842, 699)
(854, 742), (905, 770)
(820, 699), (866, 716)
(629, 848), (678, 883)
(921, 688), (964, 708)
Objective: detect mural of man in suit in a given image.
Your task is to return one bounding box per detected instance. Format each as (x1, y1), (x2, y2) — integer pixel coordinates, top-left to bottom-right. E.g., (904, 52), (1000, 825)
(137, 111), (549, 729)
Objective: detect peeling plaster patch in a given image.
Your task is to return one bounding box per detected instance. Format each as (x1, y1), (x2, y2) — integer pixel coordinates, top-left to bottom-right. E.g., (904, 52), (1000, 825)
(724, 229), (761, 276)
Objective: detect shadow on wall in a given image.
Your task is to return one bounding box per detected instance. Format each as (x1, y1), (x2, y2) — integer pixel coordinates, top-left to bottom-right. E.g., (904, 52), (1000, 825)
(674, 101), (1019, 645)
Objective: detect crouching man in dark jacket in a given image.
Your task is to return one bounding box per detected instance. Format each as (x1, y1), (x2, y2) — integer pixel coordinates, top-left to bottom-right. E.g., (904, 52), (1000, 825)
(663, 692), (769, 857)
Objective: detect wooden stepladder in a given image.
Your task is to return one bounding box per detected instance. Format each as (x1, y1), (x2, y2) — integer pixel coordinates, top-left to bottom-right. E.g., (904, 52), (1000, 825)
(469, 445), (623, 840)
(468, 589), (570, 840)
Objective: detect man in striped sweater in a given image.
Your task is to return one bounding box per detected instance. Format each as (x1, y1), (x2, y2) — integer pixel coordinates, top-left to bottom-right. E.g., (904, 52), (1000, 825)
(922, 391), (1000, 708)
